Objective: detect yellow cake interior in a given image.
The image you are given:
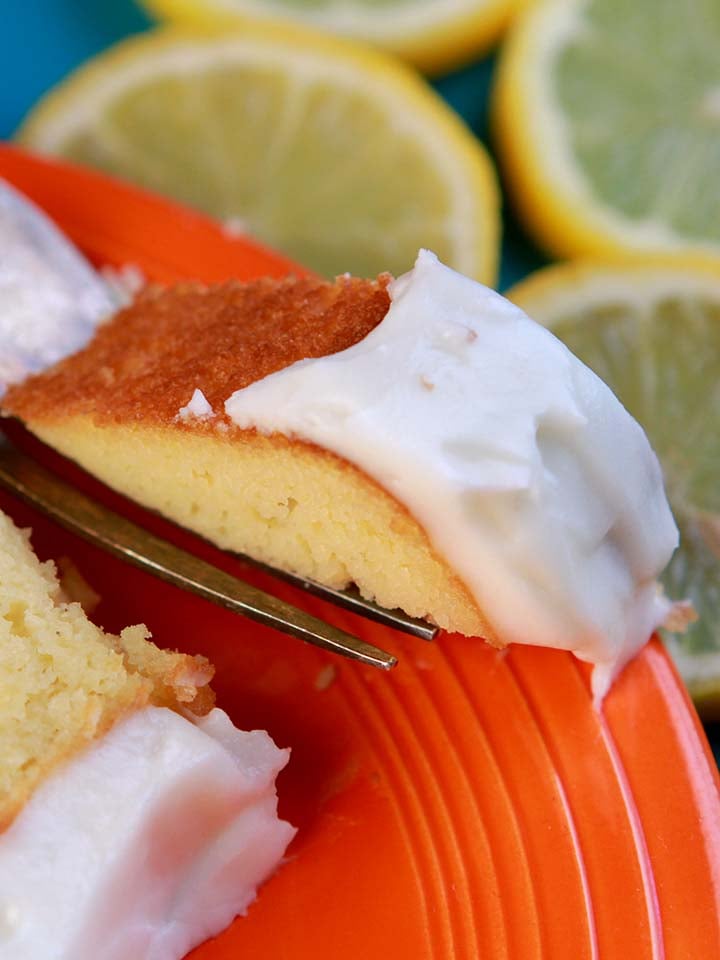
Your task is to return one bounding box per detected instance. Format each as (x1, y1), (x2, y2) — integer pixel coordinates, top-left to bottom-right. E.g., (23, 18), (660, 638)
(0, 509), (213, 829)
(31, 418), (491, 638)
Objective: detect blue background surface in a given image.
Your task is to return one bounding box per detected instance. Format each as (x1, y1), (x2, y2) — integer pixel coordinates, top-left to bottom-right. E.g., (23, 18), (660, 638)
(2, 0), (718, 756)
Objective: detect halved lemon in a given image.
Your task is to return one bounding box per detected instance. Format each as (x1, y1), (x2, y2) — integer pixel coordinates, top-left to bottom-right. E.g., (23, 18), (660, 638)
(18, 25), (499, 283)
(139, 0), (516, 76)
(494, 0), (720, 266)
(509, 259), (720, 717)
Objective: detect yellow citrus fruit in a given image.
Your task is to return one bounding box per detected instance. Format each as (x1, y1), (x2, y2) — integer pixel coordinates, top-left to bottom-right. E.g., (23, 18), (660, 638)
(138, 0), (517, 76)
(18, 25), (499, 283)
(508, 259), (720, 717)
(494, 0), (720, 266)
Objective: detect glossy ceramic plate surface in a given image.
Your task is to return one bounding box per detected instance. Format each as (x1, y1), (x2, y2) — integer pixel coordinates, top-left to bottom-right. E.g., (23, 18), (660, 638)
(1, 144), (719, 959)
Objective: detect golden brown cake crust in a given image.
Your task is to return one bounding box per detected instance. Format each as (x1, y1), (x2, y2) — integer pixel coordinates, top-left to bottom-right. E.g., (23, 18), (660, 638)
(4, 275), (391, 426)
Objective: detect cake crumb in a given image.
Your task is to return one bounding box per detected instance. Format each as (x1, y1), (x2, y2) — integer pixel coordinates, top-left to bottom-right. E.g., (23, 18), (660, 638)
(56, 556), (101, 615)
(414, 658), (433, 671)
(0, 902), (20, 936)
(100, 263), (146, 306)
(314, 664), (336, 691)
(222, 217), (248, 238)
(419, 374), (435, 391)
(664, 599), (698, 632)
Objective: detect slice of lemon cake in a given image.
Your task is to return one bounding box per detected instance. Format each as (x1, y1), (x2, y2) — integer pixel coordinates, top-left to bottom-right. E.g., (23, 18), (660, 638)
(0, 508), (295, 959)
(3, 251), (679, 699)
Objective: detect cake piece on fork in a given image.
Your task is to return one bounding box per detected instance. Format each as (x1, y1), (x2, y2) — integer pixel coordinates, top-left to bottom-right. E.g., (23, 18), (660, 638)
(4, 250), (680, 699)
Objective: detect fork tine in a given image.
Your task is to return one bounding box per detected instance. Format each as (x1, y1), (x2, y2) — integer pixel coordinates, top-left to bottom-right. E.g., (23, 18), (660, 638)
(240, 557), (439, 641)
(0, 436), (397, 670)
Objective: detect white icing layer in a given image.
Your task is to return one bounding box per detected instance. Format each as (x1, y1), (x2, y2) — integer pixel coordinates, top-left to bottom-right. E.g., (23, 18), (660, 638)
(226, 250), (679, 698)
(0, 707), (295, 960)
(0, 180), (114, 394)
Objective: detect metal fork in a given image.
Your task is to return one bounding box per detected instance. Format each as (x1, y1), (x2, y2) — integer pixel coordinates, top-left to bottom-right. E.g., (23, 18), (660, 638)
(0, 434), (437, 669)
(0, 177), (437, 668)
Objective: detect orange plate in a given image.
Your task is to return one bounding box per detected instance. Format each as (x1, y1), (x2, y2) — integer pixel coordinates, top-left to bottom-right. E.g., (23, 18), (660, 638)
(1, 143), (719, 959)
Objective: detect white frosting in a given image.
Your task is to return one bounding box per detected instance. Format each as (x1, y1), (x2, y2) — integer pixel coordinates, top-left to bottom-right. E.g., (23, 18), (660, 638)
(178, 387), (214, 420)
(0, 179), (114, 394)
(226, 250), (679, 699)
(0, 707), (295, 960)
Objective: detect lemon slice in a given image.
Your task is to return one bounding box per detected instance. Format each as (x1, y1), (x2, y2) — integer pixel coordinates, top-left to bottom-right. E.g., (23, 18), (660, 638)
(139, 0), (516, 75)
(493, 0), (720, 265)
(509, 259), (720, 717)
(17, 25), (499, 284)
